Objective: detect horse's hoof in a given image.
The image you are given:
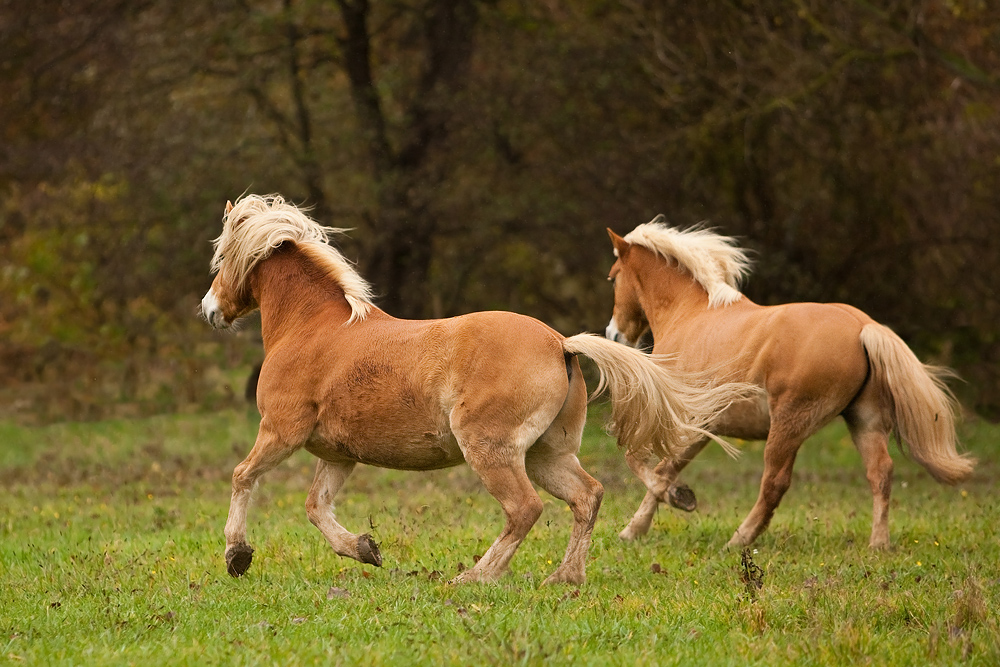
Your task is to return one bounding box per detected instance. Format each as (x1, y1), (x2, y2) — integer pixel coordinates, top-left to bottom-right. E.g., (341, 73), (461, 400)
(668, 483), (697, 512)
(449, 570), (477, 585)
(226, 543), (254, 577)
(542, 569), (585, 586)
(357, 534), (382, 567)
(618, 528), (639, 541)
(726, 533), (751, 550)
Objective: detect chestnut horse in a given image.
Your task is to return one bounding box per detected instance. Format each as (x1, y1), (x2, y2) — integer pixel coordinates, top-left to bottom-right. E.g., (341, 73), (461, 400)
(605, 218), (976, 549)
(201, 195), (747, 584)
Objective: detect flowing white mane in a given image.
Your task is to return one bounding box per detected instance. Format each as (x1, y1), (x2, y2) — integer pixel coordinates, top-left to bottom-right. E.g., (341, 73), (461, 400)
(211, 194), (374, 323)
(623, 216), (752, 308)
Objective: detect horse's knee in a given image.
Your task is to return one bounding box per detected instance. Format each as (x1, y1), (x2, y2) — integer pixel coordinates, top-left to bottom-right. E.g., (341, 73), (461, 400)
(762, 470), (792, 506)
(774, 471), (792, 495)
(508, 495), (543, 534)
(592, 479), (605, 508)
(867, 456), (894, 495)
(571, 480), (604, 527)
(231, 462), (246, 484)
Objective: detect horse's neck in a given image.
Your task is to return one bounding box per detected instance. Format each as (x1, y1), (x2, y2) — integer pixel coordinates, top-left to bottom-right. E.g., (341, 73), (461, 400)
(252, 246), (357, 348)
(641, 265), (711, 334)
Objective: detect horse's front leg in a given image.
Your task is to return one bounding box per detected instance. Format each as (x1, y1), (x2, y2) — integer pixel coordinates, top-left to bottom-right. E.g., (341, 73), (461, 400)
(225, 422), (303, 577)
(305, 459), (382, 567)
(727, 421), (804, 548)
(620, 439), (709, 541)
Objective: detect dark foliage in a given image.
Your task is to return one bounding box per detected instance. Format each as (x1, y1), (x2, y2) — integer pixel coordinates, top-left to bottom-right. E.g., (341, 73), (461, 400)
(1, 0), (998, 420)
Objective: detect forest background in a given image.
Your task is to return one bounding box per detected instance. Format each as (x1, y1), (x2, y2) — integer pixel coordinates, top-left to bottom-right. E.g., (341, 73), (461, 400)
(1, 0), (998, 423)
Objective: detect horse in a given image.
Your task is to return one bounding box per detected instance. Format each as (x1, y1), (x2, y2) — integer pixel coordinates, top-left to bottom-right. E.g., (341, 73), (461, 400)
(604, 217), (976, 549)
(200, 195), (749, 584)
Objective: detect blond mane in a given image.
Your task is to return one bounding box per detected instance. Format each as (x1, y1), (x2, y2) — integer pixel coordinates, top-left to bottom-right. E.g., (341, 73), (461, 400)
(211, 194), (374, 323)
(623, 217), (752, 308)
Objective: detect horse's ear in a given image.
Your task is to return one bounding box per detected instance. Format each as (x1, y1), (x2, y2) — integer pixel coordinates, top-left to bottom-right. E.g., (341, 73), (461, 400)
(607, 228), (630, 258)
(225, 200), (234, 215)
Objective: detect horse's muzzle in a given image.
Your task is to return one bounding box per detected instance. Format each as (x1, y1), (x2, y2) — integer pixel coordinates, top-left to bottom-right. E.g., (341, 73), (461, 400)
(201, 289), (228, 329)
(605, 317), (630, 345)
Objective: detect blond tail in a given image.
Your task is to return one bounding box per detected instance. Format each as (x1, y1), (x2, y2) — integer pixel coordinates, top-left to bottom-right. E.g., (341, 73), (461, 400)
(860, 323), (976, 484)
(562, 333), (753, 459)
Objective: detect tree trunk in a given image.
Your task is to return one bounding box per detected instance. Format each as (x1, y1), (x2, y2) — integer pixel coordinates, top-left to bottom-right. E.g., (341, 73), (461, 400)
(336, 0), (479, 318)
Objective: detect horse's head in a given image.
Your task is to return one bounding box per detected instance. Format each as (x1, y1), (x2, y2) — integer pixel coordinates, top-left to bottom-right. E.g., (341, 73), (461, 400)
(605, 228), (650, 347)
(202, 200), (259, 329)
(605, 220), (752, 346)
(201, 194), (375, 330)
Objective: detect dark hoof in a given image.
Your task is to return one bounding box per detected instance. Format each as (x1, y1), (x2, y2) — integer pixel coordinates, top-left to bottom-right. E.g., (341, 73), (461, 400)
(357, 533), (382, 567)
(226, 543), (254, 577)
(668, 483), (697, 512)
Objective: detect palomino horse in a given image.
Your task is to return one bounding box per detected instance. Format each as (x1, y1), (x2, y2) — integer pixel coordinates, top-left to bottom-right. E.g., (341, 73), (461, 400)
(201, 195), (747, 584)
(605, 218), (976, 549)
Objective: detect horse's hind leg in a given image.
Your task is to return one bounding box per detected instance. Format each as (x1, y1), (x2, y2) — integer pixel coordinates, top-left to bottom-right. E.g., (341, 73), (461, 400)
(620, 440), (708, 541)
(225, 422), (304, 577)
(451, 450), (543, 584)
(449, 355), (573, 584)
(526, 430), (604, 585)
(844, 395), (894, 548)
(305, 459), (382, 566)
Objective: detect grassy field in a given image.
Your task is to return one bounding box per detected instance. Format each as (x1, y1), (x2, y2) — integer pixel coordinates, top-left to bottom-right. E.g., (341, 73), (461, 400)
(1, 402), (997, 666)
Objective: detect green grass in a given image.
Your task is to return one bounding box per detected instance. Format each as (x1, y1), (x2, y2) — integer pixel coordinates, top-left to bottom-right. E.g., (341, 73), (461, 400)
(1, 404), (998, 665)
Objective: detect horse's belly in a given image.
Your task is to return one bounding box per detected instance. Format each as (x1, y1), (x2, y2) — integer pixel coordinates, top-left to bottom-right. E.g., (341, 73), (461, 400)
(715, 392), (770, 441)
(306, 432), (465, 471)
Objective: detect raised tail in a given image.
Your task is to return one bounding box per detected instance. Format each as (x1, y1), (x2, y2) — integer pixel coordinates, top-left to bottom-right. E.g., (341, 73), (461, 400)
(562, 333), (752, 459)
(859, 323), (976, 484)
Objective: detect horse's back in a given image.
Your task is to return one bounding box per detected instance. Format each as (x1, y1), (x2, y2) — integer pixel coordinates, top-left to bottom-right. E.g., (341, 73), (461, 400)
(659, 299), (871, 404)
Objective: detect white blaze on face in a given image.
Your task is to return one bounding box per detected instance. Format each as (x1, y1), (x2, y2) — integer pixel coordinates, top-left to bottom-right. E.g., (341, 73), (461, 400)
(201, 288), (226, 329)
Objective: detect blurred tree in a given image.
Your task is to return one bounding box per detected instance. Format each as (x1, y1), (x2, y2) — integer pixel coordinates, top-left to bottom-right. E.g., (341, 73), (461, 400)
(178, 0), (483, 318)
(0, 0), (134, 186)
